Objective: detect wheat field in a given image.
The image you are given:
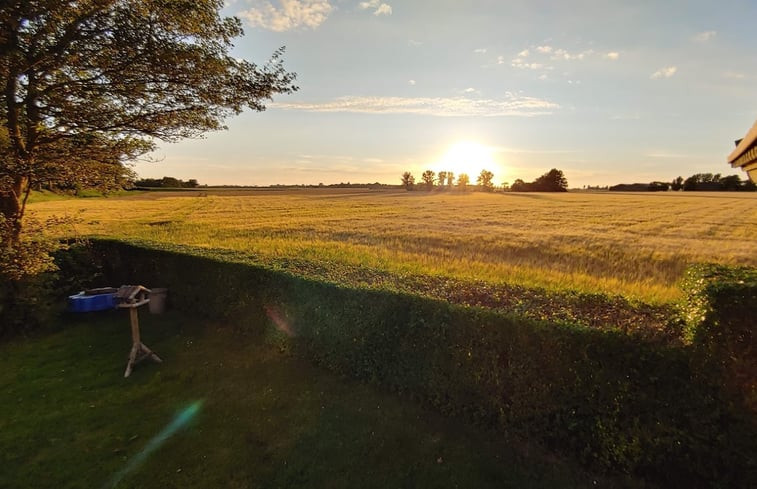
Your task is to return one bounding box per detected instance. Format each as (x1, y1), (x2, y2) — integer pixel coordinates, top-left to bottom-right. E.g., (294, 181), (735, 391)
(28, 188), (757, 303)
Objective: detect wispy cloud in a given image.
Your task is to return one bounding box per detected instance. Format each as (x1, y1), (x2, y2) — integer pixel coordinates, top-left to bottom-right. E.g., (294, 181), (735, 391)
(515, 44), (614, 63)
(408, 39), (422, 47)
(511, 58), (549, 70)
(408, 79), (416, 85)
(474, 48), (487, 54)
(723, 71), (745, 79)
(272, 94), (559, 117)
(240, 0), (333, 31)
(645, 152), (689, 158)
(496, 55), (505, 65)
(692, 30), (716, 42)
(359, 0), (392, 15)
(551, 48), (593, 61)
(650, 66), (677, 79)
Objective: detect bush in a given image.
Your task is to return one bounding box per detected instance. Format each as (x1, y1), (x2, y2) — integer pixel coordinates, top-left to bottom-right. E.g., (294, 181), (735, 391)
(61, 240), (757, 485)
(679, 264), (757, 411)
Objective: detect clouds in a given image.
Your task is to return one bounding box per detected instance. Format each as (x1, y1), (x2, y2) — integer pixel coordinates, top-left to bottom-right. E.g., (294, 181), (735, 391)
(508, 44), (618, 75)
(239, 0), (333, 31)
(650, 66), (677, 79)
(359, 0), (392, 16)
(239, 0), (392, 31)
(692, 30), (716, 42)
(272, 93), (559, 117)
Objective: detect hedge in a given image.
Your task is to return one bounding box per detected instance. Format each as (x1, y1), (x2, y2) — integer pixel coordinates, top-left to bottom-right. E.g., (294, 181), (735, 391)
(58, 239), (755, 487)
(679, 264), (757, 413)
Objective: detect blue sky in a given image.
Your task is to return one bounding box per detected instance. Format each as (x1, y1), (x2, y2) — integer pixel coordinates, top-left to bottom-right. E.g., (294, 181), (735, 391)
(134, 0), (757, 187)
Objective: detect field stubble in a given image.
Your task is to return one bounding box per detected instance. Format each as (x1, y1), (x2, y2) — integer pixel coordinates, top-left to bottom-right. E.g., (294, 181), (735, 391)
(29, 188), (757, 309)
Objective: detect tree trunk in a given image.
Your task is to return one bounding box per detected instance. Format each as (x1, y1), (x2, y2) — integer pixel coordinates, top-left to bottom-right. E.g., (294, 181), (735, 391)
(0, 175), (28, 248)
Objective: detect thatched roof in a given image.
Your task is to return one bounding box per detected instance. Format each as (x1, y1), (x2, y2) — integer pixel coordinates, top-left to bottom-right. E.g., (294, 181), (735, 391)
(728, 119), (757, 183)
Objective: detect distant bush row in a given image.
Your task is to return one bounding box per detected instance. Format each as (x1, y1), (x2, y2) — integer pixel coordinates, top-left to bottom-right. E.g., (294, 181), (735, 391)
(51, 239), (756, 487)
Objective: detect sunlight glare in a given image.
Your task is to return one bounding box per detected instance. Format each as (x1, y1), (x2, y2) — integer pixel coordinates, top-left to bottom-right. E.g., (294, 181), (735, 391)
(435, 141), (502, 181)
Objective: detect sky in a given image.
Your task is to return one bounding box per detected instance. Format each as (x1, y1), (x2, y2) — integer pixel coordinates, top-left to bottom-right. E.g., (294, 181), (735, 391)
(134, 0), (757, 187)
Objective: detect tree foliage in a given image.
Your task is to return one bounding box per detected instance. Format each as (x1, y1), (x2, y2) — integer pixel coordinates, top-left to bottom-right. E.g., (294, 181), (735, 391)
(421, 170), (435, 190)
(0, 0), (297, 277)
(457, 173), (470, 190)
(400, 171), (414, 190)
(476, 169), (494, 191)
(511, 169), (568, 192)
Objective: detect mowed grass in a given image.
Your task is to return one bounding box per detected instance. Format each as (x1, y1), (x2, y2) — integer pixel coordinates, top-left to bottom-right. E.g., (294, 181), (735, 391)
(28, 188), (757, 303)
(0, 311), (625, 489)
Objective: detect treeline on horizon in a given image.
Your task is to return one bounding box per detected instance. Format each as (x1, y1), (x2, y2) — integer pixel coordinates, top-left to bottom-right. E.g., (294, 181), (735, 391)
(605, 173), (756, 192)
(400, 168), (569, 192)
(51, 170), (754, 193)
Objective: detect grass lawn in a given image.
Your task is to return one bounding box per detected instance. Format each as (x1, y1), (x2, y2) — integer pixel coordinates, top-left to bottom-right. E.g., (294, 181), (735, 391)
(0, 310), (639, 489)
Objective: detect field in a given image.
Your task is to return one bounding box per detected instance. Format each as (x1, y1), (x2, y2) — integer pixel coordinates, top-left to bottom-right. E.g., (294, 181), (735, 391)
(29, 188), (757, 305)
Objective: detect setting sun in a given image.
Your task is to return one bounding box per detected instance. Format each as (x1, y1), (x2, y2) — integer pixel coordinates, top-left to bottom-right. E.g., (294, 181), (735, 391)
(435, 141), (502, 181)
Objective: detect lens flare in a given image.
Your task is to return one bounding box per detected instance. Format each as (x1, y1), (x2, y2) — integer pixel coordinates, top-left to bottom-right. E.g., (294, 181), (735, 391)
(104, 400), (203, 488)
(265, 304), (296, 337)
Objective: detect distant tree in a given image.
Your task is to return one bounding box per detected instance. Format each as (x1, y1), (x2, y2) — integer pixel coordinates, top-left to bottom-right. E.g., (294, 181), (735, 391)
(719, 174), (742, 191)
(446, 172), (455, 187)
(457, 173), (470, 190)
(533, 169), (568, 192)
(501, 181), (510, 191)
(161, 176), (182, 188)
(186, 179), (199, 188)
(682, 175), (698, 191)
(510, 178), (529, 192)
(437, 171), (448, 187)
(477, 169), (495, 191)
(648, 181), (670, 191)
(401, 171), (415, 190)
(421, 170), (436, 190)
(671, 176), (684, 191)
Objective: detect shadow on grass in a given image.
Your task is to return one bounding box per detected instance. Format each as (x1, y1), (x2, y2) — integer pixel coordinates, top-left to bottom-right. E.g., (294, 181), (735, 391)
(0, 311), (644, 489)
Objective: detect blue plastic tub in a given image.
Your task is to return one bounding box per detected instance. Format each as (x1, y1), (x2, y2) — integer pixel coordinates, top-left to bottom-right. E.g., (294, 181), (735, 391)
(68, 289), (118, 312)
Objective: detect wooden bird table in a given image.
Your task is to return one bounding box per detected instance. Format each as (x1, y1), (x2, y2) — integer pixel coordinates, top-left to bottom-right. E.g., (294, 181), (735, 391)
(117, 285), (162, 378)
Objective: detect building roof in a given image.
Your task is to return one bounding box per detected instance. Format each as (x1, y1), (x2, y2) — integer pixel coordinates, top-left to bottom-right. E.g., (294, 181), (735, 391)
(728, 119), (757, 183)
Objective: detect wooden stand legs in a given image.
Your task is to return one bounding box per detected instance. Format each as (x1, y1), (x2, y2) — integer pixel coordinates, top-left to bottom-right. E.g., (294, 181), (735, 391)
(124, 307), (162, 378)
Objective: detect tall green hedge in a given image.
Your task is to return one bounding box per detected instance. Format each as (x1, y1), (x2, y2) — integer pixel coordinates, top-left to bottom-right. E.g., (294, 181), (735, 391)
(64, 240), (755, 487)
(680, 264), (757, 413)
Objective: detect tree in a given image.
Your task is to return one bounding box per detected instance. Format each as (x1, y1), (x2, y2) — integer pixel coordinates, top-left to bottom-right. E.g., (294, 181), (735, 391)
(446, 172), (455, 187)
(476, 169), (494, 191)
(1, 0), (297, 277)
(437, 171), (447, 188)
(533, 168), (568, 192)
(671, 176), (684, 191)
(401, 171), (415, 190)
(421, 170), (435, 190)
(457, 173), (470, 190)
(719, 174), (742, 191)
(510, 179), (529, 191)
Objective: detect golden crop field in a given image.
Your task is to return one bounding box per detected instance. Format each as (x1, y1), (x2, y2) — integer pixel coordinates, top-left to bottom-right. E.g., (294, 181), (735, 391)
(28, 188), (757, 304)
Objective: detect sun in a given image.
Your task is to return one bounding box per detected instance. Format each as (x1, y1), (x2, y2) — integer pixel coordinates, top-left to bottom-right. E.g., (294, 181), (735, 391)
(435, 140), (500, 181)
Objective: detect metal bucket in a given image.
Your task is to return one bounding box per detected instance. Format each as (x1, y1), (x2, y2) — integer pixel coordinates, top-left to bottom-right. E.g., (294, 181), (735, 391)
(148, 288), (168, 314)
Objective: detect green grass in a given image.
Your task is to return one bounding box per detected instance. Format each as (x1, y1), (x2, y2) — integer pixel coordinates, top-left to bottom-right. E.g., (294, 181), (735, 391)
(0, 311), (640, 489)
(27, 189), (757, 303)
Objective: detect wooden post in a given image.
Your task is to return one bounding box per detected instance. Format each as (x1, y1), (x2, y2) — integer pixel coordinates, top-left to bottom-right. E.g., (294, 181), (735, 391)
(120, 285), (162, 378)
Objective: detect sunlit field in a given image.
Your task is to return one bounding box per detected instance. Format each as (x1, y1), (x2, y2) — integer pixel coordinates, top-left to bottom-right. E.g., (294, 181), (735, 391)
(28, 188), (757, 304)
